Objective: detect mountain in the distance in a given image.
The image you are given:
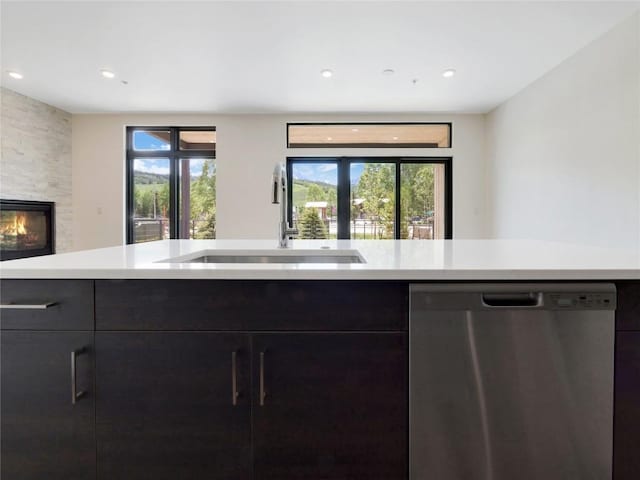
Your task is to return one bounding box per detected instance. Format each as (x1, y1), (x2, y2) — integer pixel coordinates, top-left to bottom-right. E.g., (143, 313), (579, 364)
(134, 172), (169, 185)
(134, 171), (207, 184)
(294, 163), (364, 185)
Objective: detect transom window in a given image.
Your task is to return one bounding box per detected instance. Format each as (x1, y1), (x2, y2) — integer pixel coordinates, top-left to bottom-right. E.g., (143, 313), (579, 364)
(287, 123), (451, 148)
(126, 127), (216, 244)
(288, 157), (452, 240)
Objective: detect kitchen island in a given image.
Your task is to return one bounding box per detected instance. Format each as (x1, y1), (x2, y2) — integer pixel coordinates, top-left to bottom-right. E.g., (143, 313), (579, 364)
(1, 239), (639, 480)
(1, 238), (639, 280)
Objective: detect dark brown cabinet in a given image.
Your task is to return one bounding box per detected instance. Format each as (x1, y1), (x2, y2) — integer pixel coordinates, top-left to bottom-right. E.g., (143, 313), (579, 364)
(614, 332), (640, 479)
(7, 277), (640, 479)
(7, 277), (640, 478)
(252, 333), (407, 480)
(614, 282), (640, 480)
(95, 280), (407, 331)
(94, 331), (408, 480)
(1, 331), (95, 480)
(95, 333), (252, 480)
(93, 280), (408, 479)
(0, 279), (94, 330)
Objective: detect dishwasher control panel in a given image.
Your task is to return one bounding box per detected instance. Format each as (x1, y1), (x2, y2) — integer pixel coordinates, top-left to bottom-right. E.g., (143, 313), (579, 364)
(549, 292), (616, 309)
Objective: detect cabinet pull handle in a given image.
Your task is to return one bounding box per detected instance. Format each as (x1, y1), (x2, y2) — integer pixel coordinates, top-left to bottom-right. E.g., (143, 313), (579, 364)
(259, 351), (267, 406)
(71, 347), (87, 405)
(0, 302), (57, 310)
(231, 351), (239, 406)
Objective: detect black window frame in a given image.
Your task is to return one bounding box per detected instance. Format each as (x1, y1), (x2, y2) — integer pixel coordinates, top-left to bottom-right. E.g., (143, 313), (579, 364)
(287, 156), (453, 240)
(126, 126), (216, 244)
(286, 122), (453, 148)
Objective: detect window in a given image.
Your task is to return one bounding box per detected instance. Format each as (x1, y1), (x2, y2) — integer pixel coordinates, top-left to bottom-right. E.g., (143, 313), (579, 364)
(288, 157), (451, 240)
(287, 123), (451, 148)
(126, 127), (216, 243)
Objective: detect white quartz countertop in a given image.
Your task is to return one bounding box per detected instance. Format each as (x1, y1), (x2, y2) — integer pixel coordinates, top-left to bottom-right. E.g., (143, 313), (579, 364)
(1, 239), (639, 280)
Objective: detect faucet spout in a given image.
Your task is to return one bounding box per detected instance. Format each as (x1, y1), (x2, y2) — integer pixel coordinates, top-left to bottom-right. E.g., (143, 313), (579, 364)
(271, 163), (298, 248)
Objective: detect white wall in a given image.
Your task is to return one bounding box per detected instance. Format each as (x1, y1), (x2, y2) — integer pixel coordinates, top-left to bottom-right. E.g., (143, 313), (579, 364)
(485, 12), (640, 249)
(1, 88), (73, 252)
(72, 113), (486, 250)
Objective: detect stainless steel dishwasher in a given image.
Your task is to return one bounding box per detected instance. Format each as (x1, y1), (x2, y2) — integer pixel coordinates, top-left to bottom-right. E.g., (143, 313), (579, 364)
(409, 283), (615, 480)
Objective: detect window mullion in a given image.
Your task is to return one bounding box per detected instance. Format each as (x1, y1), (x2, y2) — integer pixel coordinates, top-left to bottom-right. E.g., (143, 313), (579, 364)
(169, 128), (179, 239)
(337, 158), (350, 240)
(395, 161), (401, 239)
(126, 129), (134, 244)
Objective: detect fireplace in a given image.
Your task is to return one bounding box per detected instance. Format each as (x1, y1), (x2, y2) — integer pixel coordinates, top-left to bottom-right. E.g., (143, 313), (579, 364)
(0, 200), (55, 261)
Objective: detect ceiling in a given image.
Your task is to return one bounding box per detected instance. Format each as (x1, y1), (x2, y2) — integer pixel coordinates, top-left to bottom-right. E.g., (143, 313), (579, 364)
(1, 1), (639, 114)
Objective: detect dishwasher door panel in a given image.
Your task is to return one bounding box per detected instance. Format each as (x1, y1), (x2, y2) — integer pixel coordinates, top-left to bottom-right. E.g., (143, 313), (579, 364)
(410, 305), (614, 480)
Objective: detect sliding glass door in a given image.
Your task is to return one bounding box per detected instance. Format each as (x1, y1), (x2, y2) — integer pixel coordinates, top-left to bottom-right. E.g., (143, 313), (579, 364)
(287, 157), (451, 240)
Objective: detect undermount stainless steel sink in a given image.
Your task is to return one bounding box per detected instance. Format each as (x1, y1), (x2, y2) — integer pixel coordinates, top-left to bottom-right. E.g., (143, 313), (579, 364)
(157, 249), (365, 264)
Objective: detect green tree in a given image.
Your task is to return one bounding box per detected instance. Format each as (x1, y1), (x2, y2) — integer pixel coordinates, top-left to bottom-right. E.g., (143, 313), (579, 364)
(353, 164), (395, 238)
(189, 159), (216, 239)
(158, 183), (169, 218)
(194, 211), (216, 239)
(399, 164), (435, 238)
(408, 165), (434, 217)
(134, 184), (169, 219)
(299, 208), (328, 239)
(306, 183), (326, 202)
(134, 187), (153, 217)
(326, 187), (337, 218)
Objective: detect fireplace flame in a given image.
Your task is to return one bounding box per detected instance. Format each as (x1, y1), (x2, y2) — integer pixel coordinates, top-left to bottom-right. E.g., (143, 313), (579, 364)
(1, 214), (28, 236)
(15, 215), (27, 235)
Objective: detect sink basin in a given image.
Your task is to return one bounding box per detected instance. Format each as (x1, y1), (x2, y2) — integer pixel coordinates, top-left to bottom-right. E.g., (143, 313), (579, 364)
(157, 249), (365, 264)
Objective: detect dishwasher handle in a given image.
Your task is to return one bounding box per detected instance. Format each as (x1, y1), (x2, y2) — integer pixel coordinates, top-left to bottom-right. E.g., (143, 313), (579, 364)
(481, 292), (542, 308)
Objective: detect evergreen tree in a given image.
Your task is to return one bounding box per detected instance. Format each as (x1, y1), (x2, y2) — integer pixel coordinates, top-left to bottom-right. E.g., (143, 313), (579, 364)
(299, 208), (328, 239)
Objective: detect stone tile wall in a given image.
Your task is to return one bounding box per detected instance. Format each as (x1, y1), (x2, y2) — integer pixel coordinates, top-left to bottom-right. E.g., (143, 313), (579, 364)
(1, 87), (73, 252)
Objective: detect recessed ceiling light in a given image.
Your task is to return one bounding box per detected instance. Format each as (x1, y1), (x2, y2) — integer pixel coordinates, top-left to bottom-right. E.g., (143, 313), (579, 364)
(7, 71), (23, 80)
(442, 69), (456, 78)
(382, 69), (395, 76)
(392, 136), (399, 140)
(321, 69), (333, 78)
(101, 69), (116, 79)
(327, 137), (333, 141)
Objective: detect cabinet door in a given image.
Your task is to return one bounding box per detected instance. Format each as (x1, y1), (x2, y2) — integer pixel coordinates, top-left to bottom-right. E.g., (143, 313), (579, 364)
(252, 333), (407, 480)
(1, 332), (95, 480)
(614, 332), (640, 479)
(96, 333), (251, 480)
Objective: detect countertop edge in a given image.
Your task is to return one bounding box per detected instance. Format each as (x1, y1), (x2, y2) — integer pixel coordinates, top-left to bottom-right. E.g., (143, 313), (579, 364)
(1, 268), (639, 281)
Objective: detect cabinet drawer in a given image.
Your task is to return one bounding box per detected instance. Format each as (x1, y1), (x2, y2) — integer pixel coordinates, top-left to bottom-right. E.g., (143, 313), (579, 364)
(1, 280), (94, 330)
(96, 280), (408, 331)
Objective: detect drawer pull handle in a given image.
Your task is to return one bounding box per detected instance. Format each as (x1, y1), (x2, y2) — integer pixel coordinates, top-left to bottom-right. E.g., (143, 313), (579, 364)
(71, 347), (87, 405)
(0, 302), (57, 310)
(231, 351), (239, 406)
(259, 350), (267, 406)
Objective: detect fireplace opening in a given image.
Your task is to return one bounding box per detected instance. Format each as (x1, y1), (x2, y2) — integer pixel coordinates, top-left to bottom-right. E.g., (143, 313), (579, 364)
(0, 200), (54, 260)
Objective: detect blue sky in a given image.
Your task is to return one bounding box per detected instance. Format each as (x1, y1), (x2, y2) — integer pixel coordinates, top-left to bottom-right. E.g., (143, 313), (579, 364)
(133, 132), (206, 176)
(133, 158), (205, 177)
(133, 131), (170, 151)
(293, 163), (364, 185)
